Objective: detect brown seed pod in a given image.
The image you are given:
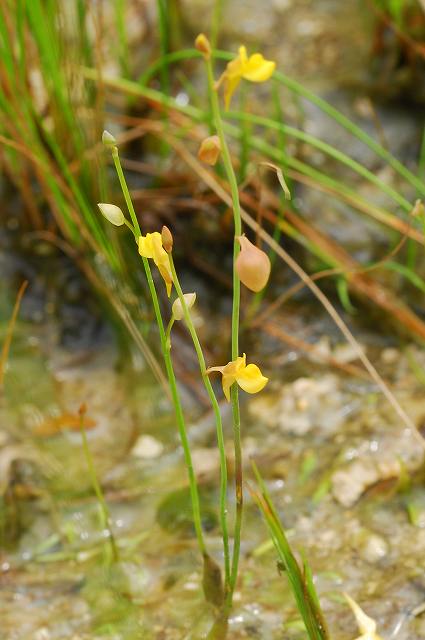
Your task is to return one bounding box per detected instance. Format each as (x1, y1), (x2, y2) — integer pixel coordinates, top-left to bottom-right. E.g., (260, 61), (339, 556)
(198, 135), (221, 166)
(235, 235), (271, 292)
(161, 225), (173, 253)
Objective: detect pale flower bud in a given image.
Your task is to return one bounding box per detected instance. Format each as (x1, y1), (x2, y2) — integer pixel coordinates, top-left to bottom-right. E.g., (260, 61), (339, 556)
(172, 293), (196, 321)
(98, 203), (125, 226)
(198, 135), (221, 166)
(195, 33), (211, 59)
(161, 225), (173, 253)
(235, 235), (271, 292)
(102, 130), (117, 147)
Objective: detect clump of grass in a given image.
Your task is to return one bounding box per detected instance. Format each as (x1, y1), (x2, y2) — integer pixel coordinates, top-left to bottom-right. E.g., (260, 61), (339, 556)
(250, 461), (329, 640)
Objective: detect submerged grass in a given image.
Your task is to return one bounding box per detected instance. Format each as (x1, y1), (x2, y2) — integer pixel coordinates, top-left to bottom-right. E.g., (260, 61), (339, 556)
(250, 461), (330, 640)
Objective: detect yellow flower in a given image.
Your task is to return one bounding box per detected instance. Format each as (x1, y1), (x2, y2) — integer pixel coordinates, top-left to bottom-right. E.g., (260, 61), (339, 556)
(216, 46), (276, 109)
(344, 594), (383, 640)
(138, 232), (173, 297)
(207, 353), (268, 401)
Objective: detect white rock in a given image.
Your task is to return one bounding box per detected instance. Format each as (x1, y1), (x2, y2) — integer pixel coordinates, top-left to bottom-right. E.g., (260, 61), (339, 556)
(192, 447), (220, 477)
(332, 459), (379, 507)
(132, 435), (163, 459)
(360, 533), (389, 563)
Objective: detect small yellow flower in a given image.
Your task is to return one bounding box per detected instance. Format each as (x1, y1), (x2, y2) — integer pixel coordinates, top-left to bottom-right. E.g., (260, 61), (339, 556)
(207, 353), (268, 401)
(216, 46), (276, 109)
(344, 593), (383, 640)
(138, 232), (173, 297)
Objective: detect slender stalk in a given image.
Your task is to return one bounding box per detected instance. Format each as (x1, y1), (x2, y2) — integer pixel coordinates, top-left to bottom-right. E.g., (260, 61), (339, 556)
(204, 54), (243, 608)
(211, 0), (225, 52)
(111, 148), (141, 236)
(169, 254), (230, 587)
(156, 0), (170, 94)
(109, 147), (206, 557)
(79, 407), (118, 563)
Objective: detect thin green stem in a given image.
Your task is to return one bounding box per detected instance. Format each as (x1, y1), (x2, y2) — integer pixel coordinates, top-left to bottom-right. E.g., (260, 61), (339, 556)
(123, 218), (135, 234)
(110, 148), (206, 558)
(111, 147), (141, 237)
(211, 0), (225, 52)
(169, 254), (230, 587)
(205, 53), (243, 608)
(80, 419), (119, 563)
(165, 316), (175, 350)
(156, 0), (170, 94)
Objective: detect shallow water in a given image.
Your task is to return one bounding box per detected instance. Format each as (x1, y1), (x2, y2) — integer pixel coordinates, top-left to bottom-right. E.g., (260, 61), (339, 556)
(2, 232), (425, 639)
(1, 0), (425, 638)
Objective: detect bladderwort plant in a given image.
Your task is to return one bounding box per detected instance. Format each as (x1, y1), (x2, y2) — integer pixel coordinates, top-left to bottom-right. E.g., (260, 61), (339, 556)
(195, 33), (274, 618)
(96, 36), (338, 639)
(98, 50), (273, 628)
(100, 134), (216, 602)
(101, 128), (265, 617)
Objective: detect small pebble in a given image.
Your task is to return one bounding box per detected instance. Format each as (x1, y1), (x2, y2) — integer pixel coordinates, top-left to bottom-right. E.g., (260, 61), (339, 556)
(360, 533), (388, 563)
(132, 435), (163, 459)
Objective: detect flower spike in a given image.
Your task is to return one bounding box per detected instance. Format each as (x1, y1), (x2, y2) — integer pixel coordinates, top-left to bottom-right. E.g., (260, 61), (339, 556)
(207, 354), (268, 401)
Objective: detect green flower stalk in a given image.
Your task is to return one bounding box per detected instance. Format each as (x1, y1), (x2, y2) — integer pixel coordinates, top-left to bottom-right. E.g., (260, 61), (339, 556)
(168, 251), (230, 589)
(197, 34), (275, 609)
(201, 42), (243, 610)
(102, 134), (207, 561)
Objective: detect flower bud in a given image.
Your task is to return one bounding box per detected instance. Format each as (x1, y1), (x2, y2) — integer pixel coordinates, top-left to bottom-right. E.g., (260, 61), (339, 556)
(195, 33), (211, 59)
(235, 235), (271, 292)
(198, 135), (221, 166)
(98, 203), (125, 226)
(161, 225), (173, 253)
(172, 293), (196, 321)
(102, 130), (117, 147)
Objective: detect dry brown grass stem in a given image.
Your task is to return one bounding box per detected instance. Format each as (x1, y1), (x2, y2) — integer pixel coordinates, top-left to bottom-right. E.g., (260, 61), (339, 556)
(0, 280), (28, 390)
(239, 186), (425, 341)
(252, 229), (410, 329)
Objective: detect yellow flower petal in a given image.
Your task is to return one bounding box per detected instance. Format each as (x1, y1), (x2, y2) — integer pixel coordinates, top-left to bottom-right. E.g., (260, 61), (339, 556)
(224, 74), (242, 110)
(236, 363), (268, 395)
(217, 45), (275, 109)
(238, 46), (248, 66)
(242, 54), (276, 82)
(223, 354), (246, 377)
(138, 233), (155, 259)
(158, 263), (173, 297)
(150, 232), (167, 265)
(138, 232), (173, 296)
(222, 373), (234, 402)
(207, 354), (267, 401)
